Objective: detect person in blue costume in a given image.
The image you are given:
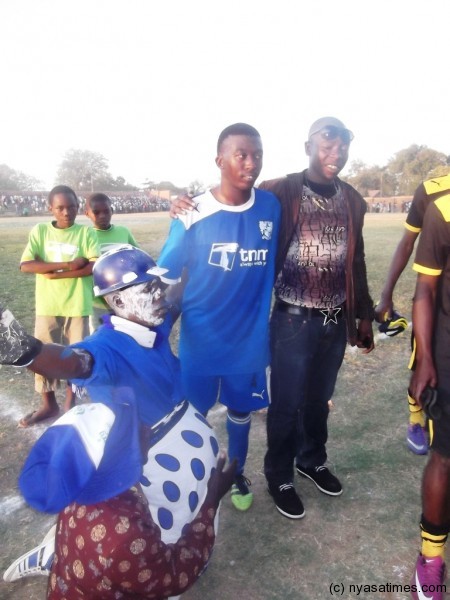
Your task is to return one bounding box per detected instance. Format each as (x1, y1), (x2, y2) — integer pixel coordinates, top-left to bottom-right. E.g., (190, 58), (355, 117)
(0, 246), (235, 599)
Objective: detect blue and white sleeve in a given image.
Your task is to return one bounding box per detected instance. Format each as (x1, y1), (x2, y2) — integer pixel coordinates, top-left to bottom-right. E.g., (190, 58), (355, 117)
(157, 219), (189, 283)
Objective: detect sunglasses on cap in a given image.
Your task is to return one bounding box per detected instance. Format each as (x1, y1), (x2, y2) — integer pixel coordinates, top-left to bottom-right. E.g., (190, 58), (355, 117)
(311, 126), (354, 145)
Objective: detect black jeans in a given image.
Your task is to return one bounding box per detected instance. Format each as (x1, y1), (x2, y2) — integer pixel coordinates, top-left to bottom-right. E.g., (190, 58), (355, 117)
(264, 307), (347, 487)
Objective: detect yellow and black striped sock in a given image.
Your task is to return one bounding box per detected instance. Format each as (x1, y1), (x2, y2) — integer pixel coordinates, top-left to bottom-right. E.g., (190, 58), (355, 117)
(420, 517), (449, 559)
(408, 391), (426, 427)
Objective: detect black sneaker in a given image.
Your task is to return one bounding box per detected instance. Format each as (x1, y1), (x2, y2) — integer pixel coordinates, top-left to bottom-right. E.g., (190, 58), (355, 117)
(296, 465), (343, 496)
(268, 483), (305, 519)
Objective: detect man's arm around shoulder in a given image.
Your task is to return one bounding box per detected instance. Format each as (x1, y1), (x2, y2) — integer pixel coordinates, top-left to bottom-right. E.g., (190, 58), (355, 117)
(258, 176), (287, 193)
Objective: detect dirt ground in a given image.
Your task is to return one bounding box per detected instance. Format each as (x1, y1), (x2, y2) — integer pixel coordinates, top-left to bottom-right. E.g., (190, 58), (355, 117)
(0, 212), (446, 600)
(0, 347), (432, 600)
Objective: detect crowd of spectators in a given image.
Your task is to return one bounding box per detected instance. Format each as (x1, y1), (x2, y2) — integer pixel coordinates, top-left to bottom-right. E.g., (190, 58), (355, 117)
(1, 193), (48, 215)
(78, 194), (170, 213)
(2, 192), (411, 217)
(365, 198), (412, 213)
(0, 192), (170, 216)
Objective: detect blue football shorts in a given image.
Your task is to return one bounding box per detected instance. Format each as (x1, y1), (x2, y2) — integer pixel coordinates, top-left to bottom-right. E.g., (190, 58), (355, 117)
(181, 367), (270, 415)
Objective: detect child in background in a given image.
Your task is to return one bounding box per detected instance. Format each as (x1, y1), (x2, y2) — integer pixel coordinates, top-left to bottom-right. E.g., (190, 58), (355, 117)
(85, 192), (139, 331)
(19, 185), (99, 427)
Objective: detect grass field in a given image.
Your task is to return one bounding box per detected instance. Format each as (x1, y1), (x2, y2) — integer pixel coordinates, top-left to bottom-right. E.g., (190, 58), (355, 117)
(0, 212), (437, 600)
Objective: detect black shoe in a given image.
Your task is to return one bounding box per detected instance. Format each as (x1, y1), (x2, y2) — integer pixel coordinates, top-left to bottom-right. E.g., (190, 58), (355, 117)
(296, 465), (343, 496)
(268, 483), (305, 519)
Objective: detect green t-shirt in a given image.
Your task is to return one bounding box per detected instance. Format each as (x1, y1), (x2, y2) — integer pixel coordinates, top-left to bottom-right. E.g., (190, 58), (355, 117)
(21, 222), (99, 317)
(93, 224), (139, 254)
(91, 224), (139, 309)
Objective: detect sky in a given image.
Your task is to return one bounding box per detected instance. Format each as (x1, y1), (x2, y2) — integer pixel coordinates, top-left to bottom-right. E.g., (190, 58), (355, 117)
(2, 0), (449, 190)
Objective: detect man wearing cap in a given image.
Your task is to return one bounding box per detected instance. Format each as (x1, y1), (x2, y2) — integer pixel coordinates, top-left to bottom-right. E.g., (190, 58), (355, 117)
(0, 246), (235, 599)
(260, 117), (375, 519)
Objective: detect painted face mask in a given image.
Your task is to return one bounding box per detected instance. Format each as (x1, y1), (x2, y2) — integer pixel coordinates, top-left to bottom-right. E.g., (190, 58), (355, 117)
(112, 279), (168, 328)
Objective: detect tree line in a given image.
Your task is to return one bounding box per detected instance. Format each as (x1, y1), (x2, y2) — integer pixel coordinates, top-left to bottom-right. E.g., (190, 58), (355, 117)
(1, 145), (449, 197)
(342, 145), (450, 197)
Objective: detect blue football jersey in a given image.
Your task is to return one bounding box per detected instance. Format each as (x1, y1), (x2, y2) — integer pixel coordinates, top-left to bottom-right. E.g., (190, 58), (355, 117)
(158, 188), (280, 375)
(70, 319), (183, 426)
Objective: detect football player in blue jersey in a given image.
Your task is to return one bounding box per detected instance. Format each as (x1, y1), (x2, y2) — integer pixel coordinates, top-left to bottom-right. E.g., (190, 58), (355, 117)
(158, 123), (281, 511)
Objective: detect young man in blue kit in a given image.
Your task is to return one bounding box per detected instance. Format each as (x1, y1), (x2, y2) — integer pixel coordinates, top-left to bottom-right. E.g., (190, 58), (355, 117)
(158, 123), (281, 511)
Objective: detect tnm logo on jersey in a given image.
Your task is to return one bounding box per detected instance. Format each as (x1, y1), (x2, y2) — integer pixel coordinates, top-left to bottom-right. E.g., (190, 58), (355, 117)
(209, 243), (239, 271)
(209, 243), (268, 271)
(259, 220), (273, 240)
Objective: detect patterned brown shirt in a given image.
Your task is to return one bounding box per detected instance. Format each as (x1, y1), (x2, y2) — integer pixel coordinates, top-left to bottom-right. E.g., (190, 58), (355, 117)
(275, 182), (347, 308)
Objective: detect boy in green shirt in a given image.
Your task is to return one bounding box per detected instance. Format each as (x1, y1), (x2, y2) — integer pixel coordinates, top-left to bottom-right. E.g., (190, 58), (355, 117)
(85, 192), (139, 331)
(19, 185), (99, 427)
